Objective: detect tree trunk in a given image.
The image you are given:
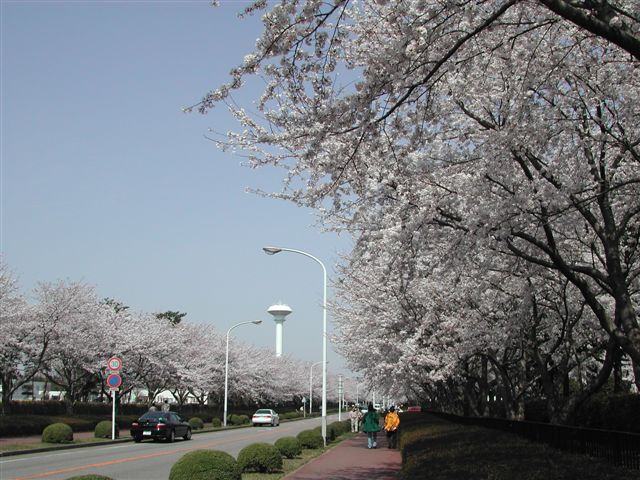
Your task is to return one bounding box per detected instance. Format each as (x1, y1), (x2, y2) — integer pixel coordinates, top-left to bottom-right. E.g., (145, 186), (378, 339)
(480, 356), (489, 417)
(64, 396), (74, 415)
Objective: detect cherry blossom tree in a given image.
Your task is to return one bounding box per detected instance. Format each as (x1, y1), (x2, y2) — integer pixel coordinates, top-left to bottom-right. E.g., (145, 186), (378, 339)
(0, 261), (40, 414)
(35, 280), (105, 414)
(195, 1), (639, 406)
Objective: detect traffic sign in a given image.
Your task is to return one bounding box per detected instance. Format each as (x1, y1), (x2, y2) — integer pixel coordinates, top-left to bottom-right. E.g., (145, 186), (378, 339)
(106, 373), (122, 389)
(107, 356), (122, 371)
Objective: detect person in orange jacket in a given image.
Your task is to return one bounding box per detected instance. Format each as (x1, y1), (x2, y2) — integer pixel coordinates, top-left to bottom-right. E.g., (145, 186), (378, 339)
(383, 405), (400, 449)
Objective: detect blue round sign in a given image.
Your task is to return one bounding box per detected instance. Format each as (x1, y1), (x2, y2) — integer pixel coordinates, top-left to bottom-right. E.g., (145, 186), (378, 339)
(106, 373), (122, 389)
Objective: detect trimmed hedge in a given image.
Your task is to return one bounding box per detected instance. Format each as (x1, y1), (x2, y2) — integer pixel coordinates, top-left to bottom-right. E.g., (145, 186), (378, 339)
(328, 420), (350, 440)
(237, 442), (283, 473)
(296, 429), (324, 449)
(0, 415), (52, 437)
(228, 414), (250, 425)
(188, 417), (204, 430)
(275, 436), (302, 458)
(42, 423), (73, 443)
(94, 420), (118, 438)
(169, 449), (241, 480)
(6, 400), (222, 421)
(0, 414), (139, 438)
(211, 417), (222, 428)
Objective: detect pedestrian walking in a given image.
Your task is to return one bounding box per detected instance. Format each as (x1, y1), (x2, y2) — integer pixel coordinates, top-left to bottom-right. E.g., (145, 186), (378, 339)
(161, 399), (170, 412)
(349, 405), (360, 432)
(383, 405), (400, 449)
(361, 403), (381, 449)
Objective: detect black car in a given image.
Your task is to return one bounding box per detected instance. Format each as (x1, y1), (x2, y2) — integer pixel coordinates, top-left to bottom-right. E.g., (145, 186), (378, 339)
(130, 411), (192, 443)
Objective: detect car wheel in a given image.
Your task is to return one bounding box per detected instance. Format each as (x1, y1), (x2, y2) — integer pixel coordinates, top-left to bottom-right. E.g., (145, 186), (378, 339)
(183, 428), (192, 441)
(133, 436), (142, 443)
(167, 429), (175, 443)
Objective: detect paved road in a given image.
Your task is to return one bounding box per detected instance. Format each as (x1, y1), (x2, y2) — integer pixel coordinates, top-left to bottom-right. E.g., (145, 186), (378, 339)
(1, 415), (337, 480)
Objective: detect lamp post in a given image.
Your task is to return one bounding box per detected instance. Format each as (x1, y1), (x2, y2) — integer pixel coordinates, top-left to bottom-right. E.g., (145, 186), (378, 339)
(224, 320), (262, 427)
(309, 360), (326, 416)
(263, 245), (328, 445)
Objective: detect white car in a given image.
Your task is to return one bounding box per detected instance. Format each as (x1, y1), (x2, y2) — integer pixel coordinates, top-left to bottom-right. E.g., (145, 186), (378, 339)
(251, 408), (280, 427)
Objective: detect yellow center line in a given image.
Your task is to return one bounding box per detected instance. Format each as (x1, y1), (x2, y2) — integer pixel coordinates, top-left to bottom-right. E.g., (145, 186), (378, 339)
(11, 425), (300, 480)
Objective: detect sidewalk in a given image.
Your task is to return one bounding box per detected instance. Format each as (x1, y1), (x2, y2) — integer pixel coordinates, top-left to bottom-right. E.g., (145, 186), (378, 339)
(284, 432), (402, 480)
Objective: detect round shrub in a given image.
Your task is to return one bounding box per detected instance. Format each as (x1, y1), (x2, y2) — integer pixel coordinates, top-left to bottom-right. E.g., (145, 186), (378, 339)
(42, 422), (73, 443)
(275, 436), (302, 459)
(296, 429), (324, 449)
(169, 450), (241, 480)
(188, 417), (204, 430)
(211, 417), (221, 428)
(237, 442), (283, 473)
(66, 476), (114, 480)
(329, 420), (350, 438)
(237, 414), (250, 425)
(229, 414), (249, 425)
(94, 420), (119, 438)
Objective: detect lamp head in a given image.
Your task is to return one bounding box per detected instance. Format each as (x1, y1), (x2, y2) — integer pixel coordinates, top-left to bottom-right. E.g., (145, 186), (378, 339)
(262, 246), (282, 255)
(252, 320), (263, 325)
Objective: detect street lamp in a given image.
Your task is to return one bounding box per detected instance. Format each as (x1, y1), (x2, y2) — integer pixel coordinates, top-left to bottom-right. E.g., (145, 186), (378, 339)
(263, 245), (328, 445)
(309, 360), (327, 416)
(224, 320), (262, 427)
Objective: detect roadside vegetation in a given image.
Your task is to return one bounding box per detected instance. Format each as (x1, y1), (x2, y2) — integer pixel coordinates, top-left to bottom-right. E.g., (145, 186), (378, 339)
(399, 414), (640, 480)
(0, 411), (320, 454)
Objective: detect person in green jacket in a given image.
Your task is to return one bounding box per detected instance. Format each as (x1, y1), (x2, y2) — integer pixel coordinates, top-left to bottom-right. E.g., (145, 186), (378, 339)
(361, 403), (381, 449)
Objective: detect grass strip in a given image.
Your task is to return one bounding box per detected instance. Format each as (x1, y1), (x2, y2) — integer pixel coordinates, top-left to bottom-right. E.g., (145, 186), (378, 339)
(399, 414), (640, 480)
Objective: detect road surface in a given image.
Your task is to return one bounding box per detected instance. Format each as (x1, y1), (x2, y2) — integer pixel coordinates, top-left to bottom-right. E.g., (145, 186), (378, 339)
(1, 415), (337, 480)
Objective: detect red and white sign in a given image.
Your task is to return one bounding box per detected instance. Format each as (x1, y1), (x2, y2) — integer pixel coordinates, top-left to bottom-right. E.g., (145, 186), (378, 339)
(107, 356), (122, 371)
(106, 373), (122, 390)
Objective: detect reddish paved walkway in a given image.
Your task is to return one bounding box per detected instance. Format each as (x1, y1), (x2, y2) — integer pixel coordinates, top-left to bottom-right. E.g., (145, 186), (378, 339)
(284, 432), (401, 479)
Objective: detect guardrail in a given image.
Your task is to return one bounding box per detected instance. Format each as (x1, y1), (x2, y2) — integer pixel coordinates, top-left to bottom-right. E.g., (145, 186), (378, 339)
(427, 411), (640, 470)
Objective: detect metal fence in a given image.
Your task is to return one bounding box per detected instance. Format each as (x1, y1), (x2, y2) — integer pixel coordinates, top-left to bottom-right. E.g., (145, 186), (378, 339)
(428, 411), (640, 470)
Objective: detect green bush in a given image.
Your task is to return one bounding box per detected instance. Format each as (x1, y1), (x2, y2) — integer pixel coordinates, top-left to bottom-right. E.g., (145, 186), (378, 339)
(211, 417), (222, 428)
(8, 400), (66, 416)
(330, 422), (347, 441)
(42, 423), (73, 443)
(228, 414), (249, 425)
(296, 429), (324, 449)
(66, 475), (114, 480)
(94, 420), (118, 438)
(169, 450), (241, 480)
(275, 436), (302, 458)
(0, 415), (53, 437)
(188, 417), (204, 430)
(329, 420), (351, 438)
(237, 442), (283, 473)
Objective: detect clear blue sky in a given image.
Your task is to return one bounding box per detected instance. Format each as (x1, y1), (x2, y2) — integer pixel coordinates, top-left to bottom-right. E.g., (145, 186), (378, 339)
(1, 1), (353, 373)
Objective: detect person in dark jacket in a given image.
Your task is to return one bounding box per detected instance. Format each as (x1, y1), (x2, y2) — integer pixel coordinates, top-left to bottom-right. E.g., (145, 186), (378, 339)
(361, 403), (381, 449)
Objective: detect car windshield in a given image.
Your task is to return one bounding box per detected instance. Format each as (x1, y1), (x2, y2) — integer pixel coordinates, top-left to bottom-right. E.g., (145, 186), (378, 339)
(139, 412), (168, 421)
(255, 409), (272, 414)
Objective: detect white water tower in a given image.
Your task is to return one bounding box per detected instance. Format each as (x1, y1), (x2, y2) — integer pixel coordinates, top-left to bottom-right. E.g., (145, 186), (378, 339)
(268, 303), (292, 357)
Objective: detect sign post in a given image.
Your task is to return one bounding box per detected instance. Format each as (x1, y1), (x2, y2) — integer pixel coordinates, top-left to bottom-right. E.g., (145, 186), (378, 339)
(106, 357), (123, 441)
(338, 375), (343, 421)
